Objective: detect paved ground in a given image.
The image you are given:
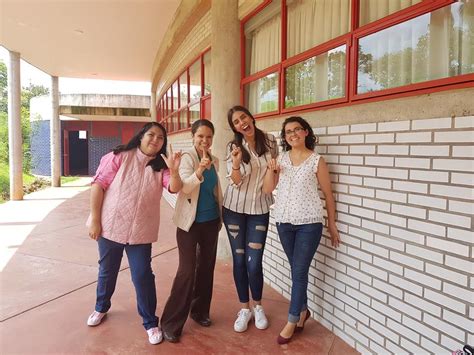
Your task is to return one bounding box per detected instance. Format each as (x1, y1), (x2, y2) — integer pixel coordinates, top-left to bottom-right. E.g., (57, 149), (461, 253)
(0, 178), (359, 354)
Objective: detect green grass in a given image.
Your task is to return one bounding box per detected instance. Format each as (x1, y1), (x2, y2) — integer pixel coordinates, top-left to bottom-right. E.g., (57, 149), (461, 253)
(61, 176), (80, 184)
(0, 162), (44, 203)
(0, 162), (8, 203)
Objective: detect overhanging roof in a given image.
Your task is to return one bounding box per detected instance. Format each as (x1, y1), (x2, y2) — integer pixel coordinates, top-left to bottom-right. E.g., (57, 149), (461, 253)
(0, 0), (180, 81)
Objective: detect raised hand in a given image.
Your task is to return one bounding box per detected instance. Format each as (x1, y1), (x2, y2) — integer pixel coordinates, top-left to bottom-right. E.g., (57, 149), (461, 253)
(161, 144), (182, 172)
(231, 145), (242, 168)
(267, 158), (281, 174)
(199, 147), (212, 170)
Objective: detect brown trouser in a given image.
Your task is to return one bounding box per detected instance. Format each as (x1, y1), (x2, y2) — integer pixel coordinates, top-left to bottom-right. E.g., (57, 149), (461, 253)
(160, 218), (220, 336)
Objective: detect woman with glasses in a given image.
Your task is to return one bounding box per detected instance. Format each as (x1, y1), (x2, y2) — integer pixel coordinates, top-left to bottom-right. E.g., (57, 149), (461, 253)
(263, 116), (340, 345)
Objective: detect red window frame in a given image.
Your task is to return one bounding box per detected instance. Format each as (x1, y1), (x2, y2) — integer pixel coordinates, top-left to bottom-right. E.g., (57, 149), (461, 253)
(241, 0), (474, 118)
(157, 47), (211, 134)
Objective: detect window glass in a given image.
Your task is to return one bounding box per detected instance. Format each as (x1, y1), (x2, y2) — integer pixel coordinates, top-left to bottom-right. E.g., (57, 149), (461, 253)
(285, 45), (346, 108)
(359, 0), (422, 27)
(172, 80), (179, 111)
(179, 109), (188, 130)
(203, 51), (212, 95)
(189, 103), (201, 125)
(358, 1), (474, 94)
(179, 71), (188, 107)
(189, 60), (202, 103)
(244, 0), (281, 75)
(287, 0), (351, 57)
(166, 88), (172, 115)
(244, 72), (279, 114)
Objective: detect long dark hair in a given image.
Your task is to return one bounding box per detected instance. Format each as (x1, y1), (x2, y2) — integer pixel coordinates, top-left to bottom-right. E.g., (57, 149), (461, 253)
(280, 116), (317, 151)
(227, 105), (271, 164)
(112, 122), (167, 171)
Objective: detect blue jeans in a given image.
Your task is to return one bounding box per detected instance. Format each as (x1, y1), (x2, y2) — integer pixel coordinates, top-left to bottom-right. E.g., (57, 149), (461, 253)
(276, 222), (322, 323)
(223, 207), (269, 303)
(95, 237), (158, 330)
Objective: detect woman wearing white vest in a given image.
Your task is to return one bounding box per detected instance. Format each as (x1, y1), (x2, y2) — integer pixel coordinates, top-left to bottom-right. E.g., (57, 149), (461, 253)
(160, 119), (223, 343)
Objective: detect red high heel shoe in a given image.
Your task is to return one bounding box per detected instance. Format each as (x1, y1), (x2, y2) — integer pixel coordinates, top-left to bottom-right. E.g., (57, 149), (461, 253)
(277, 333), (293, 345)
(294, 309), (311, 333)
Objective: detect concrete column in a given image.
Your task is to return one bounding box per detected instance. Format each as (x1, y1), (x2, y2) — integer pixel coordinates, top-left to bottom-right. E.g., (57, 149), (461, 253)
(50, 76), (61, 187)
(7, 51), (23, 200)
(211, 0), (241, 259)
(151, 91), (157, 121)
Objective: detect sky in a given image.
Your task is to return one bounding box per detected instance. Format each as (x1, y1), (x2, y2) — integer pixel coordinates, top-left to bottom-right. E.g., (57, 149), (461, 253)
(0, 46), (151, 96)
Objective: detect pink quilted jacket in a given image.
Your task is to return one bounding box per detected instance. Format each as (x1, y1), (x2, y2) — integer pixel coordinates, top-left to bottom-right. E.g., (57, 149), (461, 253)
(92, 148), (170, 245)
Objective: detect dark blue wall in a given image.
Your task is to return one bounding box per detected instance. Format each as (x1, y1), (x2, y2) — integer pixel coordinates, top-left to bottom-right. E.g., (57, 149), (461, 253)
(30, 120), (51, 176)
(88, 136), (121, 176)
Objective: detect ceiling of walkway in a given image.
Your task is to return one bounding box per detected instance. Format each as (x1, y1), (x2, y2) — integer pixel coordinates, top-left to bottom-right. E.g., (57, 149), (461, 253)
(0, 0), (180, 81)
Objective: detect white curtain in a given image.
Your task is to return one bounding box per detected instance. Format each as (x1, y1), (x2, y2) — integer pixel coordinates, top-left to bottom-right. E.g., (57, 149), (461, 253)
(248, 15), (281, 75)
(358, 1), (473, 93)
(286, 0), (351, 58)
(359, 0), (421, 27)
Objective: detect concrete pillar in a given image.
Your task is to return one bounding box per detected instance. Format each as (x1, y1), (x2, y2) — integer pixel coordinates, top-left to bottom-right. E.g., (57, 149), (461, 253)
(50, 76), (61, 187)
(7, 51), (23, 200)
(151, 91), (157, 121)
(211, 0), (241, 259)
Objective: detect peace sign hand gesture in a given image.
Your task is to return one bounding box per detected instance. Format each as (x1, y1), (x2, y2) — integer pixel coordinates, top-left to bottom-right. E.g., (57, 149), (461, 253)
(161, 144), (182, 173)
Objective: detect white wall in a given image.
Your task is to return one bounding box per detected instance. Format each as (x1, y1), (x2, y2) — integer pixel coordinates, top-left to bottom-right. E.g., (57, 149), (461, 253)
(263, 115), (473, 354)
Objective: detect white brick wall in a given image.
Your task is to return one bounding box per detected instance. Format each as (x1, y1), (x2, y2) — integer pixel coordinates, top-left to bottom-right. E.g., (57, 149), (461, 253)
(263, 116), (473, 354)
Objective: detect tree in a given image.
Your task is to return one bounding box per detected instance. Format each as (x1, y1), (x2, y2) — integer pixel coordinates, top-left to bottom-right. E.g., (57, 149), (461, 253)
(0, 59), (50, 171)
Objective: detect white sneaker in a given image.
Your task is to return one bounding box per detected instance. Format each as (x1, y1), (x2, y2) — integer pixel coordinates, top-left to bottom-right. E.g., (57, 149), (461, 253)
(234, 308), (252, 332)
(147, 327), (163, 345)
(253, 305), (268, 330)
(87, 311), (106, 326)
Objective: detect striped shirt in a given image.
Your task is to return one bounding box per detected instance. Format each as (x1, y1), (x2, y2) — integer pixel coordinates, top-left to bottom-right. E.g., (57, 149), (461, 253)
(223, 133), (278, 215)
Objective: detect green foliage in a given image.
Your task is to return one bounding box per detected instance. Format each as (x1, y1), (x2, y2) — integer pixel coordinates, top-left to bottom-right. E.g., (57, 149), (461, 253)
(0, 112), (7, 164)
(0, 161), (8, 202)
(0, 59), (49, 173)
(0, 61), (7, 113)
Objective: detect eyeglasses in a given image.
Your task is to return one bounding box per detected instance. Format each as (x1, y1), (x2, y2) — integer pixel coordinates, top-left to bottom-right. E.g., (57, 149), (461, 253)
(284, 127), (305, 137)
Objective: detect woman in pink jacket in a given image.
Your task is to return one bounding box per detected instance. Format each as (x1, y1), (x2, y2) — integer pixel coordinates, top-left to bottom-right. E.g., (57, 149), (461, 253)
(86, 122), (182, 345)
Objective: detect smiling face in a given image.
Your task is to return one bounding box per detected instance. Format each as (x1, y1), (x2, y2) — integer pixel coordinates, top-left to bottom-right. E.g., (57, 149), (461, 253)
(193, 125), (214, 153)
(139, 125), (165, 156)
(231, 110), (255, 139)
(283, 121), (308, 149)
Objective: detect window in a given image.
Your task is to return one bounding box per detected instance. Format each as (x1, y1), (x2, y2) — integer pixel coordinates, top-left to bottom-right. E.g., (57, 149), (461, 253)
(180, 72), (188, 107)
(242, 0), (473, 116)
(203, 51), (212, 95)
(172, 81), (179, 110)
(189, 103), (201, 125)
(179, 108), (188, 129)
(286, 0), (351, 57)
(358, 1), (474, 94)
(359, 0), (422, 27)
(244, 0), (281, 76)
(285, 44), (346, 108)
(244, 72), (279, 114)
(189, 60), (202, 103)
(157, 49), (211, 134)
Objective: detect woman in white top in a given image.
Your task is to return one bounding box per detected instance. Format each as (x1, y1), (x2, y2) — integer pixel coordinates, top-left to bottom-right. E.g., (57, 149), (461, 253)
(223, 105), (278, 333)
(263, 116), (340, 345)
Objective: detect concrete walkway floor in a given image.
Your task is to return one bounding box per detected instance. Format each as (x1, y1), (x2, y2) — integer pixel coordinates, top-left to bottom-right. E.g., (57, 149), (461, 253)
(0, 179), (359, 355)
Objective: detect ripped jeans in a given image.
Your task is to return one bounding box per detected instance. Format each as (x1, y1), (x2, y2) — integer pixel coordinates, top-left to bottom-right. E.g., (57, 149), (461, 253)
(222, 207), (269, 303)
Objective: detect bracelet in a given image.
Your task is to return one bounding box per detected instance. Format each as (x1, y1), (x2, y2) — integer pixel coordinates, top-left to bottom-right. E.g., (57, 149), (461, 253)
(232, 166), (240, 171)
